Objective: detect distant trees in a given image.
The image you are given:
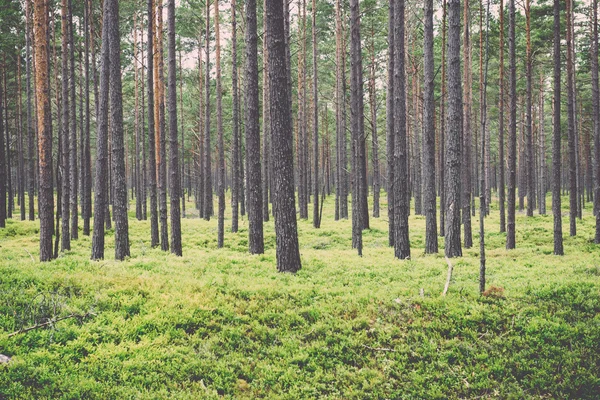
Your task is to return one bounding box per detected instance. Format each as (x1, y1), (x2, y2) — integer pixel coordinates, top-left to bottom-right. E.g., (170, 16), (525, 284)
(4, 0), (600, 275)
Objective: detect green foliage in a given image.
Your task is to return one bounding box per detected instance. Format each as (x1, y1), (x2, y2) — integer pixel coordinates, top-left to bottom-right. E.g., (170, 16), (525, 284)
(1, 194), (600, 398)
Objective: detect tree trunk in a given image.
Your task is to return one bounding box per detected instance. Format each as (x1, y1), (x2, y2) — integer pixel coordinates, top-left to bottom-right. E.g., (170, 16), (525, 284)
(445, 0), (463, 258)
(167, 0), (182, 255)
(108, 0), (130, 260)
(0, 61), (5, 228)
(552, 0), (563, 254)
(506, 0), (517, 249)
(498, 0), (506, 232)
(423, 0), (438, 253)
(60, 0), (71, 251)
(204, 0), (213, 221)
(312, 0), (320, 228)
(462, 0), (472, 249)
(262, 0), (270, 223)
(145, 0), (159, 247)
(592, 0), (600, 243)
(393, 0), (410, 259)
(91, 0), (112, 260)
(266, 0), (302, 272)
(26, 0), (35, 222)
(215, 0), (225, 248)
(566, 0), (577, 236)
(439, 0), (447, 237)
(386, 0), (395, 243)
(157, 0), (169, 250)
(231, 0), (240, 231)
(525, 0), (534, 217)
(245, 0), (264, 254)
(68, 0), (78, 239)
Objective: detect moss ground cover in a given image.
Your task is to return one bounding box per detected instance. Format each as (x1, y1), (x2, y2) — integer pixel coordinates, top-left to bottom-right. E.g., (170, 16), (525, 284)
(0, 194), (599, 399)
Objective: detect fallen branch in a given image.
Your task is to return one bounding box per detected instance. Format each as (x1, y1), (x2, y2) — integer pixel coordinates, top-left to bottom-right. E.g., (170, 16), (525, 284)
(442, 256), (454, 296)
(7, 312), (96, 338)
(24, 249), (35, 262)
(361, 344), (396, 352)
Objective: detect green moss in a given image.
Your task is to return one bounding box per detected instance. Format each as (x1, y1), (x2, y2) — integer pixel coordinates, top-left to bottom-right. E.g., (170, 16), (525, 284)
(0, 194), (599, 398)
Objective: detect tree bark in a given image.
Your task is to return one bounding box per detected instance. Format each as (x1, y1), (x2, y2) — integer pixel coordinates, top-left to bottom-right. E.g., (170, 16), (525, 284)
(423, 0), (438, 253)
(498, 0), (506, 232)
(393, 0), (410, 259)
(204, 0), (213, 221)
(68, 0), (78, 240)
(245, 0), (264, 254)
(445, 0), (463, 258)
(552, 0), (563, 254)
(312, 0), (320, 228)
(462, 0), (472, 249)
(215, 0), (225, 248)
(168, 0), (182, 255)
(91, 0), (112, 260)
(231, 0), (240, 231)
(60, 0), (71, 251)
(266, 0), (302, 272)
(386, 0), (395, 244)
(566, 0), (577, 237)
(506, 0), (517, 249)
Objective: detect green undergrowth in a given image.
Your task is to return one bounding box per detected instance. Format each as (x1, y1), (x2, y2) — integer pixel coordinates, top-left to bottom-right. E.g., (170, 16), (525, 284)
(0, 194), (599, 399)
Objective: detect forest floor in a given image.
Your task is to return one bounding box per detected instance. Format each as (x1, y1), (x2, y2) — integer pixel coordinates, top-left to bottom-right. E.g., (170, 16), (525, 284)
(1, 193), (599, 399)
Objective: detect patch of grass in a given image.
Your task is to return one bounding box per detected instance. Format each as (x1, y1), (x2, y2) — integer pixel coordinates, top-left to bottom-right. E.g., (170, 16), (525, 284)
(0, 193), (599, 398)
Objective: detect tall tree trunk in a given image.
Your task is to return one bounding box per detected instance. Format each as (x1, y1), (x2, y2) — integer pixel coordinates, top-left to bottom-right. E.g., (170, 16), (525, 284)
(506, 0), (517, 249)
(350, 0), (364, 254)
(167, 0), (182, 255)
(26, 0), (35, 222)
(147, 0), (159, 247)
(215, 0), (225, 248)
(204, 0), (213, 221)
(498, 0), (506, 232)
(369, 24), (380, 219)
(525, 0), (534, 217)
(245, 0), (264, 254)
(91, 0), (112, 260)
(552, 0), (563, 254)
(592, 0), (600, 243)
(566, 0), (577, 236)
(423, 0), (438, 253)
(17, 43), (25, 222)
(262, 0), (270, 223)
(393, 0), (410, 259)
(462, 0), (472, 248)
(68, 0), (78, 239)
(134, 15), (142, 221)
(157, 0), (169, 250)
(386, 0), (395, 243)
(231, 0), (240, 231)
(60, 0), (71, 251)
(445, 0), (463, 258)
(312, 0), (320, 228)
(439, 0), (447, 237)
(108, 0), (130, 260)
(479, 0), (490, 294)
(266, 0), (301, 272)
(0, 63), (5, 228)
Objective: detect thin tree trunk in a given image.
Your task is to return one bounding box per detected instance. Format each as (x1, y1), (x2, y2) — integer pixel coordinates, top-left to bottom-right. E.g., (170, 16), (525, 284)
(566, 0), (577, 236)
(498, 0), (506, 232)
(525, 0), (534, 217)
(167, 0), (182, 255)
(157, 0), (169, 250)
(440, 0), (447, 237)
(262, 0), (270, 223)
(68, 0), (78, 240)
(231, 0), (240, 231)
(369, 24), (380, 219)
(60, 0), (71, 251)
(462, 0), (472, 249)
(215, 0), (225, 248)
(245, 0), (264, 254)
(552, 0), (563, 254)
(423, 0), (438, 253)
(386, 0), (395, 243)
(147, 0), (159, 247)
(592, 0), (600, 243)
(312, 0), (320, 228)
(26, 0), (35, 222)
(204, 0), (213, 221)
(506, 0), (517, 249)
